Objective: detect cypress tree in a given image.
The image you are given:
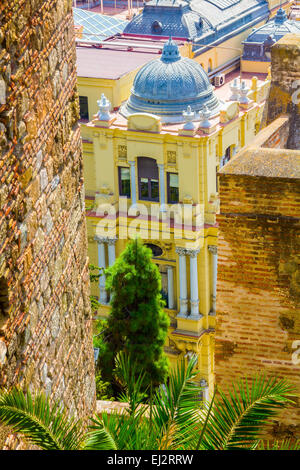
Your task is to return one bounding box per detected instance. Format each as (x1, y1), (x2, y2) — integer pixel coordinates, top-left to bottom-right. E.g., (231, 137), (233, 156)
(102, 238), (169, 389)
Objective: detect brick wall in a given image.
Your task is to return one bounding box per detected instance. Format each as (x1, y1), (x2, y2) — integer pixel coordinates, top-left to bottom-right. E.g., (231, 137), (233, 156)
(0, 0), (95, 448)
(215, 149), (300, 439)
(261, 117), (290, 149)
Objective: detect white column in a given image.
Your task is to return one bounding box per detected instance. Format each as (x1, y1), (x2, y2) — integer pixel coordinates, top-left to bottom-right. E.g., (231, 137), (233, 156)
(158, 163), (167, 212)
(176, 247), (188, 316)
(188, 249), (200, 318)
(208, 245), (218, 315)
(167, 266), (174, 310)
(128, 160), (137, 206)
(200, 379), (209, 403)
(95, 237), (107, 304)
(108, 237), (117, 266)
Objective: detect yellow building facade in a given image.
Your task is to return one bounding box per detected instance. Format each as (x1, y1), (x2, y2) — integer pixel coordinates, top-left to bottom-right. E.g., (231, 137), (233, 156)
(81, 40), (270, 395)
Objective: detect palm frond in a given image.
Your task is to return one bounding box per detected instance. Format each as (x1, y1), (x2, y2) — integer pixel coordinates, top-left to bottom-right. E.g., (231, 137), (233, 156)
(153, 355), (201, 450)
(91, 411), (158, 450)
(114, 352), (148, 418)
(257, 439), (300, 450)
(84, 414), (117, 450)
(0, 387), (84, 450)
(199, 375), (296, 450)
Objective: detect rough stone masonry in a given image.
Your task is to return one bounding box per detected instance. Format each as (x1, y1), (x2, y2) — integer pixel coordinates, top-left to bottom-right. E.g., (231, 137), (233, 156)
(0, 0), (95, 447)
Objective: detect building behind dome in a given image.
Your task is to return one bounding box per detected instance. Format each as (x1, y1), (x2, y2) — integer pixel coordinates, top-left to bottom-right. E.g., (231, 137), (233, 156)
(242, 8), (300, 72)
(122, 0), (292, 77)
(121, 39), (221, 123)
(124, 0), (270, 45)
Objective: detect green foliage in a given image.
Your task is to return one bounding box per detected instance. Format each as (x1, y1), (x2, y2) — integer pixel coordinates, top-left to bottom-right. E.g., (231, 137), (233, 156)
(93, 318), (108, 357)
(95, 373), (114, 401)
(114, 352), (148, 416)
(198, 375), (295, 450)
(84, 416), (117, 450)
(93, 319), (115, 401)
(257, 439), (300, 450)
(152, 355), (201, 450)
(0, 388), (84, 450)
(0, 360), (298, 451)
(101, 238), (170, 389)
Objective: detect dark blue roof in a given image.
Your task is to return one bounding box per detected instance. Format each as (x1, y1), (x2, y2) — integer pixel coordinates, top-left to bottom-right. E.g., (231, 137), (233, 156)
(123, 0), (270, 47)
(243, 8), (300, 44)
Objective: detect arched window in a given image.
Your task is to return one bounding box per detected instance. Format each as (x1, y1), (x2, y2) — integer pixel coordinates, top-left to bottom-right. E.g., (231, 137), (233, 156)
(145, 244), (163, 257)
(138, 157), (159, 202)
(223, 146), (232, 165)
(208, 59), (213, 73)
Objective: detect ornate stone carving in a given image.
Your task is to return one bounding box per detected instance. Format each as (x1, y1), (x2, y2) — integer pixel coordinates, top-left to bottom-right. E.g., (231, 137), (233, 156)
(118, 145), (127, 161)
(175, 246), (187, 256)
(107, 237), (118, 245)
(94, 235), (118, 244)
(167, 150), (176, 164)
(208, 245), (217, 255)
(185, 248), (200, 258)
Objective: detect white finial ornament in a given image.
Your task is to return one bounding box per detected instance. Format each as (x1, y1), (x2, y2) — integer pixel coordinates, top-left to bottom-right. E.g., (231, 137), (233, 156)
(182, 105), (195, 130)
(199, 105), (212, 128)
(229, 78), (240, 101)
(239, 81), (250, 104)
(97, 93), (111, 120)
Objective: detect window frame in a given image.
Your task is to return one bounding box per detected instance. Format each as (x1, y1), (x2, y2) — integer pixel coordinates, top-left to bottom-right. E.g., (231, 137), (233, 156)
(118, 166), (131, 198)
(79, 95), (89, 121)
(167, 172), (179, 204)
(138, 157), (160, 202)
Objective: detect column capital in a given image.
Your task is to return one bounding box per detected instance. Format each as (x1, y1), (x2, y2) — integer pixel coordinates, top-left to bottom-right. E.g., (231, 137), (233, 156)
(107, 237), (118, 245)
(157, 163), (165, 169)
(94, 235), (106, 244)
(95, 235), (118, 244)
(175, 246), (187, 256)
(128, 160), (135, 166)
(208, 245), (217, 255)
(186, 248), (200, 258)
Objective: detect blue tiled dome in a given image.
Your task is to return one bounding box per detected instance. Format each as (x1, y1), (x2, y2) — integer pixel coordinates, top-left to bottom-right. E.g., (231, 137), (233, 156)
(121, 39), (220, 123)
(242, 8), (300, 62)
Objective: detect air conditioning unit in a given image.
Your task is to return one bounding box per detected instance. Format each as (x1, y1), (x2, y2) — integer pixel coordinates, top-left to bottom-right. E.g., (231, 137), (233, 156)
(214, 73), (226, 87)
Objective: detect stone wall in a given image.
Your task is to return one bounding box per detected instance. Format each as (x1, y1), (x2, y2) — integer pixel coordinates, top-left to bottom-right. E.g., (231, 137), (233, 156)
(265, 34), (300, 150)
(215, 146), (300, 440)
(0, 0), (95, 447)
